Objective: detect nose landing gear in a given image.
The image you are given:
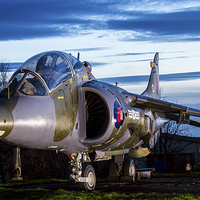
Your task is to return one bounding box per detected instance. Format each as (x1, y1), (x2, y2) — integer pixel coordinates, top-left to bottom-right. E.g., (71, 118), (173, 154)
(69, 152), (96, 191)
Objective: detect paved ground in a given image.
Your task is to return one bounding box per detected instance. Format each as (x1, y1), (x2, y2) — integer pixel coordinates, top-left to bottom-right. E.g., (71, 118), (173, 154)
(13, 178), (200, 194)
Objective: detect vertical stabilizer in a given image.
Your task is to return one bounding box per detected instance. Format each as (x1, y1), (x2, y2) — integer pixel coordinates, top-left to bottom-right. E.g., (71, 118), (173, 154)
(141, 52), (159, 99)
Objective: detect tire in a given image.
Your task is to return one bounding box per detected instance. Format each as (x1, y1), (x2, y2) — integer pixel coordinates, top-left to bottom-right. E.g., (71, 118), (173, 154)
(123, 158), (135, 181)
(78, 164), (96, 191)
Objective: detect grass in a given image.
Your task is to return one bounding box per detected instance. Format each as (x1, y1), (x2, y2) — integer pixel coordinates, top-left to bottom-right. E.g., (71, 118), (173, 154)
(1, 177), (200, 199)
(1, 188), (200, 200)
(0, 179), (70, 188)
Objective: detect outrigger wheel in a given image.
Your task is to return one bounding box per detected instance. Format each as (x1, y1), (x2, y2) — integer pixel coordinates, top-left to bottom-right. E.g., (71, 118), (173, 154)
(78, 164), (96, 191)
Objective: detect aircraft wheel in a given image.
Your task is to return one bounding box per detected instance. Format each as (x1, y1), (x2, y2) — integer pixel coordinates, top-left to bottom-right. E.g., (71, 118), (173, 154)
(123, 158), (135, 181)
(78, 164), (96, 191)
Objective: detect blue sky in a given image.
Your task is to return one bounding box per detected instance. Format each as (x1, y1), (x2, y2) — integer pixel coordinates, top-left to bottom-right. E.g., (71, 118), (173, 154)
(1, 0), (200, 136)
(1, 0), (200, 42)
(1, 0), (200, 77)
(1, 1), (200, 102)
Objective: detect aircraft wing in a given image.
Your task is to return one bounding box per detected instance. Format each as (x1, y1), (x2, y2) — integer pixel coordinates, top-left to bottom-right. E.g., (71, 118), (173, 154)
(124, 91), (200, 127)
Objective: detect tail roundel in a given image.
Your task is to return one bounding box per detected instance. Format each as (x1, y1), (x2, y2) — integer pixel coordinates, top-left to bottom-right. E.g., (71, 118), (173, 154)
(141, 52), (159, 99)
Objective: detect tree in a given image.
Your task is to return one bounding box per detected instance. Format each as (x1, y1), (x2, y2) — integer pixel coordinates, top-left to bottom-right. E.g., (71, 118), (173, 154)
(152, 120), (194, 154)
(0, 142), (13, 183)
(0, 61), (11, 182)
(0, 61), (9, 90)
(151, 86), (194, 154)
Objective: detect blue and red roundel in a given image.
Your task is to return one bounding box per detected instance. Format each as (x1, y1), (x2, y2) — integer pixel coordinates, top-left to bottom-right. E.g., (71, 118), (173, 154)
(114, 101), (124, 129)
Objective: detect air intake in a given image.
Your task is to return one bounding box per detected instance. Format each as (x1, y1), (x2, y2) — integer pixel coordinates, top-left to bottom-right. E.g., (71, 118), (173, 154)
(85, 91), (109, 139)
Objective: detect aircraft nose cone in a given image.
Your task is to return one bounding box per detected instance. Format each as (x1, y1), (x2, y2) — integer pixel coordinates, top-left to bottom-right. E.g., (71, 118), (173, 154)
(0, 105), (13, 139)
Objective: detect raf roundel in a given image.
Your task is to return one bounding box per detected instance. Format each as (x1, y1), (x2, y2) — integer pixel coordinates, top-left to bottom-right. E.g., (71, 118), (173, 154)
(114, 101), (124, 129)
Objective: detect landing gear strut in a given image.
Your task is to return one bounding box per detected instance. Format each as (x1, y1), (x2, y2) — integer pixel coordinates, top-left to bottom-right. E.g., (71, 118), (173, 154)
(12, 146), (23, 182)
(107, 155), (136, 182)
(69, 152), (96, 191)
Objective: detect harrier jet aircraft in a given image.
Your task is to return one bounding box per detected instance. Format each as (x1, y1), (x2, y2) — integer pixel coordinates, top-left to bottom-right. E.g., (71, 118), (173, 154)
(0, 51), (200, 190)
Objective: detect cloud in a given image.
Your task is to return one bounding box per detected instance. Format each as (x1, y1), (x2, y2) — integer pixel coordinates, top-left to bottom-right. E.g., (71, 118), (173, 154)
(89, 62), (110, 68)
(105, 52), (156, 57)
(1, 0), (200, 42)
(107, 11), (200, 42)
(64, 47), (108, 52)
(98, 71), (200, 85)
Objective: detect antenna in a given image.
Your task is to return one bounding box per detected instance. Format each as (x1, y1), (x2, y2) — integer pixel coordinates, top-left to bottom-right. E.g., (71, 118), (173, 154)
(77, 52), (80, 60)
(19, 65), (23, 72)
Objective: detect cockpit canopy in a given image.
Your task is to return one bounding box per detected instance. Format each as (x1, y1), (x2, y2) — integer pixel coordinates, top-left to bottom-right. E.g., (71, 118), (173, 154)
(21, 51), (83, 90)
(1, 51), (83, 97)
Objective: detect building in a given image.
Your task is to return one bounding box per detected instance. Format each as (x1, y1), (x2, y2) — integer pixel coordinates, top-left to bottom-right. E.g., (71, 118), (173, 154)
(147, 133), (200, 173)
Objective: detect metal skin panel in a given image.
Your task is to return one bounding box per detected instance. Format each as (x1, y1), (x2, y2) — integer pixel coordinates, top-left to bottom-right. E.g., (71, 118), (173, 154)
(142, 52), (159, 99)
(53, 83), (73, 142)
(0, 105), (13, 138)
(52, 77), (78, 142)
(100, 129), (131, 151)
(7, 94), (56, 149)
(0, 94), (19, 139)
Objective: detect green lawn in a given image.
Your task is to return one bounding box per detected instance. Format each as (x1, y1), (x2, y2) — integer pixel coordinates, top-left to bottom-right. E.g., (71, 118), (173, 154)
(1, 188), (200, 200)
(1, 178), (200, 200)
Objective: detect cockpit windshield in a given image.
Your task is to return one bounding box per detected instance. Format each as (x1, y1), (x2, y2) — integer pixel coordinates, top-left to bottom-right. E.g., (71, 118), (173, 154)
(7, 72), (25, 94)
(19, 73), (47, 96)
(4, 70), (48, 96)
(21, 51), (83, 91)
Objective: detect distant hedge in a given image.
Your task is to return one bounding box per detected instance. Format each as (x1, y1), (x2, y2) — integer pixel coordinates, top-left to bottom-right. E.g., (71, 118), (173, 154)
(0, 142), (70, 183)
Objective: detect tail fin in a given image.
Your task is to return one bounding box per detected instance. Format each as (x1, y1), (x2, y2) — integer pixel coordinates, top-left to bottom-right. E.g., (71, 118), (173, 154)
(141, 52), (159, 99)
